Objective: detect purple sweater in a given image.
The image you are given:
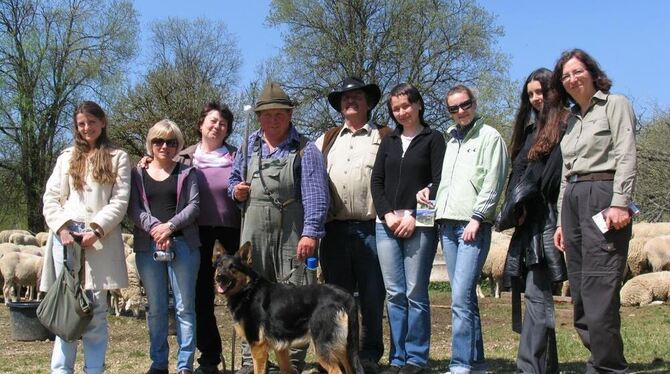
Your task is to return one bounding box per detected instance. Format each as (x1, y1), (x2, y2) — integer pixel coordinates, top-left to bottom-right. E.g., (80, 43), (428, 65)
(196, 166), (240, 227)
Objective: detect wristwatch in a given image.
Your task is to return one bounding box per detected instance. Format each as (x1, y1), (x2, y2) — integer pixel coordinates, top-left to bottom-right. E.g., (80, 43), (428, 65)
(167, 221), (177, 232)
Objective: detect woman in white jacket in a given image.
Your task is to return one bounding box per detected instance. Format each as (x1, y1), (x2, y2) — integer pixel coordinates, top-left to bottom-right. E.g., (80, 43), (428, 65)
(41, 101), (131, 374)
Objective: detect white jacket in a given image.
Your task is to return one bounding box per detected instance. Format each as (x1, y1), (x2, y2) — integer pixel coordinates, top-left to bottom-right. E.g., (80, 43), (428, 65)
(40, 147), (131, 291)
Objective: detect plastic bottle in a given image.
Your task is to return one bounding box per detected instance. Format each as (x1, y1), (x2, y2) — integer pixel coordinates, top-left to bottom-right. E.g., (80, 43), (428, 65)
(305, 257), (318, 285)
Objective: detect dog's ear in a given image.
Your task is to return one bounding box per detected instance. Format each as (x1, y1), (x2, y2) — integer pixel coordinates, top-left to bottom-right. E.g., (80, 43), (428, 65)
(237, 241), (253, 266)
(212, 239), (225, 266)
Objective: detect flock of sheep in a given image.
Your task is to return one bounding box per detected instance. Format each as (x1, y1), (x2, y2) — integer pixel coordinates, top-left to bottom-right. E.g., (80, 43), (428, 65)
(478, 222), (670, 306)
(0, 230), (145, 318)
(1, 223), (669, 312)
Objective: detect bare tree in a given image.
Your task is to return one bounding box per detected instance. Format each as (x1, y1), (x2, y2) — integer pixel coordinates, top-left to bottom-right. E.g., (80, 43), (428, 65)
(110, 17), (242, 156)
(636, 110), (670, 221)
(0, 0), (139, 231)
(266, 0), (512, 138)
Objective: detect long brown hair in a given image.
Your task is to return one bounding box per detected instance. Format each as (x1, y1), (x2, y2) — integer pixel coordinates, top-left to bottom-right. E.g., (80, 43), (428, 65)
(510, 68), (552, 161)
(528, 91), (569, 161)
(69, 101), (116, 190)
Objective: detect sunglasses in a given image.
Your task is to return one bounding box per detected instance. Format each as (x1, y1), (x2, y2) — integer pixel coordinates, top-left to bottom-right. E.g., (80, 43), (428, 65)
(151, 138), (178, 148)
(447, 99), (474, 114)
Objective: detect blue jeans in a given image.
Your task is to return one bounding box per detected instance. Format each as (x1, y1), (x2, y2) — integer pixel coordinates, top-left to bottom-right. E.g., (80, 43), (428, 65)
(376, 223), (437, 368)
(135, 237), (200, 372)
(320, 220), (385, 363)
(50, 224), (109, 374)
(440, 221), (491, 374)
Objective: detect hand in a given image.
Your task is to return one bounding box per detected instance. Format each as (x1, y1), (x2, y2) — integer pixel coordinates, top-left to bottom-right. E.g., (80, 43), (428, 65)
(605, 206), (631, 231)
(416, 187), (431, 205)
(234, 182), (251, 202)
(58, 228), (74, 246)
(393, 215), (416, 239)
(79, 231), (98, 248)
(137, 155), (153, 168)
(150, 223), (173, 242)
(384, 212), (401, 232)
(155, 237), (172, 251)
(296, 236), (317, 261)
(553, 226), (565, 252)
(462, 219), (480, 242)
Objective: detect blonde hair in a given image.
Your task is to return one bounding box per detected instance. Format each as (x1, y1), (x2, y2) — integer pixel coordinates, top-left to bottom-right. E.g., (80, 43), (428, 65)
(69, 101), (116, 191)
(145, 119), (185, 156)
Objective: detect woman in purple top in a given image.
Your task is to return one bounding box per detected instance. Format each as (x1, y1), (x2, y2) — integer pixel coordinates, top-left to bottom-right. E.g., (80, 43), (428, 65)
(177, 101), (240, 374)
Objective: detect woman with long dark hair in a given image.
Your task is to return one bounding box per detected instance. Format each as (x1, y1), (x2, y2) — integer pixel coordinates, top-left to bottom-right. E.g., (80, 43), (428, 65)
(371, 83), (445, 374)
(497, 68), (568, 373)
(552, 49), (637, 373)
(41, 101), (131, 373)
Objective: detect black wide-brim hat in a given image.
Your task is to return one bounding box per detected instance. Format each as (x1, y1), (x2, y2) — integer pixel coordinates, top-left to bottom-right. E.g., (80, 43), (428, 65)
(327, 77), (381, 113)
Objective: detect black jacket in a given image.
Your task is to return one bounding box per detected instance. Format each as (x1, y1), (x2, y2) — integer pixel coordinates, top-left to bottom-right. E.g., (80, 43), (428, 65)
(370, 125), (445, 219)
(498, 124), (567, 284)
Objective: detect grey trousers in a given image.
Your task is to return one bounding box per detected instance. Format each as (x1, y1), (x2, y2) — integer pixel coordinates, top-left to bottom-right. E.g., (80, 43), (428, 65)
(562, 180), (630, 374)
(516, 266), (559, 374)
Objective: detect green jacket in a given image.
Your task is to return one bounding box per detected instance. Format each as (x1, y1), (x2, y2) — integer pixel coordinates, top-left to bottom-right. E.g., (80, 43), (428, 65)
(435, 118), (509, 223)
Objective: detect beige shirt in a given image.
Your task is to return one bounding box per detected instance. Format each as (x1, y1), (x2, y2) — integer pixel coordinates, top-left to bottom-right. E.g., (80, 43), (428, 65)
(315, 123), (384, 221)
(558, 91), (637, 220)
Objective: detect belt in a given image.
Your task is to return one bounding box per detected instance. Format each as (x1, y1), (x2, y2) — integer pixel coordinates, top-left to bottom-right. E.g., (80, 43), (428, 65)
(567, 171), (615, 183)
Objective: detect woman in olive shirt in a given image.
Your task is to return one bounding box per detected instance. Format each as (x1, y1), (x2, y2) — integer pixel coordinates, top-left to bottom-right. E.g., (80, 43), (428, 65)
(551, 49), (636, 374)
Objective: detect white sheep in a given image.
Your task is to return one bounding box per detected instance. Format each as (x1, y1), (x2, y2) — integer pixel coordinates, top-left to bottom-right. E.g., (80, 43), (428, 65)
(110, 252), (143, 317)
(122, 233), (134, 248)
(625, 237), (650, 280)
(0, 229), (31, 243)
(632, 222), (670, 238)
(9, 233), (39, 246)
(620, 271), (670, 306)
(18, 245), (43, 257)
(478, 232), (510, 298)
(0, 243), (20, 259)
(643, 235), (670, 272)
(0, 252), (43, 303)
(35, 232), (50, 247)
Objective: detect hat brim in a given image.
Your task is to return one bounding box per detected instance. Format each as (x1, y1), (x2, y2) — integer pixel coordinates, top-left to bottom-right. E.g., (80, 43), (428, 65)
(328, 84), (381, 113)
(254, 102), (294, 113)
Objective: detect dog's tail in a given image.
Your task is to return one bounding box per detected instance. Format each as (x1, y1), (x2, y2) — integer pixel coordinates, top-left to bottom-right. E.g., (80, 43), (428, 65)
(347, 299), (364, 374)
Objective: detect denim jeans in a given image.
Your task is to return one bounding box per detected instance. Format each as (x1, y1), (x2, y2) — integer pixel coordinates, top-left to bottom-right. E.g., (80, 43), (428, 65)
(440, 221), (491, 374)
(376, 223), (438, 368)
(50, 225), (109, 374)
(135, 237), (200, 372)
(320, 220), (386, 363)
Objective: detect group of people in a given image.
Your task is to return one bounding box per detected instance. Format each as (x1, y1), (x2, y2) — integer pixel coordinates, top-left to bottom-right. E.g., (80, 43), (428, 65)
(39, 47), (637, 374)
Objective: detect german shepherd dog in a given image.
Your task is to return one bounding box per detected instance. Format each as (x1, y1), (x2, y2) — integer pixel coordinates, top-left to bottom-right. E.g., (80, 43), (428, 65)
(213, 241), (364, 374)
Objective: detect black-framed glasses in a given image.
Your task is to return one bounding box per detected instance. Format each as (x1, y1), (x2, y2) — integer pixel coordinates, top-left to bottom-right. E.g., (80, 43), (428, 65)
(151, 138), (178, 148)
(447, 99), (473, 114)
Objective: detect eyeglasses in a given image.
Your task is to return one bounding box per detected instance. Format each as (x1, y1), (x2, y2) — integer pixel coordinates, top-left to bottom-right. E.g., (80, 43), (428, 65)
(561, 69), (586, 83)
(151, 138), (178, 148)
(447, 99), (473, 114)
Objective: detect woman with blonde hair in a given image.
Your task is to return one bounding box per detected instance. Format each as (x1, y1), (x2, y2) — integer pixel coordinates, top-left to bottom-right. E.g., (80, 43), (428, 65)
(41, 101), (131, 374)
(129, 119), (200, 374)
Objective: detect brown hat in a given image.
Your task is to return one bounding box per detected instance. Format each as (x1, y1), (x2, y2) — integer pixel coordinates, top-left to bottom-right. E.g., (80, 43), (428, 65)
(328, 77), (381, 113)
(254, 81), (294, 113)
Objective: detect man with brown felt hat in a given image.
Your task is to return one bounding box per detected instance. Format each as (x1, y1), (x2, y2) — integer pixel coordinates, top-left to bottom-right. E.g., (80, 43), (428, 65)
(316, 76), (390, 374)
(229, 81), (329, 374)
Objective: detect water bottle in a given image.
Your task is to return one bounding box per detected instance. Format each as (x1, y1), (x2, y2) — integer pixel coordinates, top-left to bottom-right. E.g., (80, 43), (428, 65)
(305, 257), (318, 285)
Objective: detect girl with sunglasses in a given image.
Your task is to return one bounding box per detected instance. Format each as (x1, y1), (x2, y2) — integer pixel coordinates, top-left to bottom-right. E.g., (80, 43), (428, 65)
(418, 84), (509, 374)
(129, 119), (201, 374)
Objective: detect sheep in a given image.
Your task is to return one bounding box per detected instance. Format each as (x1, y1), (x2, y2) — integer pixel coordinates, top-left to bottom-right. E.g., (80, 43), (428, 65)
(123, 244), (133, 258)
(122, 233), (134, 248)
(110, 252), (143, 317)
(620, 271), (670, 306)
(18, 245), (43, 257)
(644, 235), (670, 272)
(0, 229), (31, 243)
(9, 233), (39, 246)
(625, 237), (651, 280)
(478, 232), (510, 298)
(35, 232), (50, 247)
(0, 252), (43, 303)
(632, 222), (670, 238)
(0, 243), (20, 259)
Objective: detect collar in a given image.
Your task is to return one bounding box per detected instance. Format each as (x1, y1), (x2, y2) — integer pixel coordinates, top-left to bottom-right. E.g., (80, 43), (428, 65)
(448, 116), (480, 141)
(571, 90), (608, 115)
(252, 124), (301, 149)
(340, 122), (372, 136)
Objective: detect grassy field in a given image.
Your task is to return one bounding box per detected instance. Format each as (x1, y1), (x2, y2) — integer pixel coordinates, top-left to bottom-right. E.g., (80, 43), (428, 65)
(0, 284), (668, 373)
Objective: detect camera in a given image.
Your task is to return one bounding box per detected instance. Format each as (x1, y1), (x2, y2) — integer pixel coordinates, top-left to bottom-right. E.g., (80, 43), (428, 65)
(153, 250), (174, 262)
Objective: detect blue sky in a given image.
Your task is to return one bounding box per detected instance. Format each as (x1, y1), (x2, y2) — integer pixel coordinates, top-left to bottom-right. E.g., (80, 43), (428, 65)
(134, 0), (670, 114)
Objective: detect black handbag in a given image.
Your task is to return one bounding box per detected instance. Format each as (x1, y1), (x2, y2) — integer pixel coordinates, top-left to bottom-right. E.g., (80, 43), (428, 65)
(37, 241), (94, 342)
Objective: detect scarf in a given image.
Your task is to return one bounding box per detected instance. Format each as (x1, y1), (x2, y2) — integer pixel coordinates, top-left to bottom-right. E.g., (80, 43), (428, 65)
(193, 143), (234, 169)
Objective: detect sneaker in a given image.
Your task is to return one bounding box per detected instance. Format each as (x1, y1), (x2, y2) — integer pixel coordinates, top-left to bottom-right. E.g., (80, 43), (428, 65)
(380, 365), (401, 374)
(399, 364), (424, 374)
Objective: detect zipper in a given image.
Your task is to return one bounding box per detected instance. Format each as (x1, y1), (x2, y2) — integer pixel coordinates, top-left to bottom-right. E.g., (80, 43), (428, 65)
(441, 138), (461, 216)
(391, 131), (422, 208)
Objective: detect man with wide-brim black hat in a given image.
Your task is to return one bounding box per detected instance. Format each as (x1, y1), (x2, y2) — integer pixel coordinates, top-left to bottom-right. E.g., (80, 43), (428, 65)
(315, 76), (391, 374)
(229, 81), (329, 374)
